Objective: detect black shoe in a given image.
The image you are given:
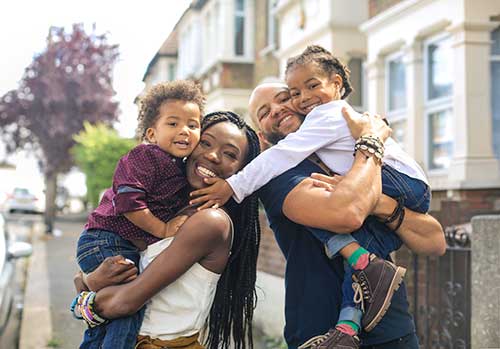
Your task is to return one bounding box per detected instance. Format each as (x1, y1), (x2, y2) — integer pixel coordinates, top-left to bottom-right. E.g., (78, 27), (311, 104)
(352, 254), (406, 332)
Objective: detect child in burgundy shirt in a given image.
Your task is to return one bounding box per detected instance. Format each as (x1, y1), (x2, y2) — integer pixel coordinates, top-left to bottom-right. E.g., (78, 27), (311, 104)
(73, 80), (205, 349)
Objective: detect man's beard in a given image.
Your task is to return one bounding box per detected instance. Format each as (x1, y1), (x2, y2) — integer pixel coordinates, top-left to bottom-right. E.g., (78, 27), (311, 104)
(261, 130), (287, 145)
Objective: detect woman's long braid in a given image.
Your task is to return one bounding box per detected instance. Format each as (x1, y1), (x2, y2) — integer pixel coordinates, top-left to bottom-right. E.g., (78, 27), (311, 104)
(202, 111), (261, 349)
(285, 44), (353, 99)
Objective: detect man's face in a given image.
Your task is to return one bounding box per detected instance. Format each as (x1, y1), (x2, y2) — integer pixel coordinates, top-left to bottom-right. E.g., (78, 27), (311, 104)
(249, 85), (304, 144)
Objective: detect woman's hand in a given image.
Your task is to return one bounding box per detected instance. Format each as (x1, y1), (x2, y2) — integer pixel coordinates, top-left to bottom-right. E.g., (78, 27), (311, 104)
(342, 106), (392, 142)
(73, 271), (89, 293)
(84, 255), (139, 292)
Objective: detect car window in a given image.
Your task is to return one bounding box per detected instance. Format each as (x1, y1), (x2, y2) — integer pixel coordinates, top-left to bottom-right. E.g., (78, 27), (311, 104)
(13, 188), (30, 196)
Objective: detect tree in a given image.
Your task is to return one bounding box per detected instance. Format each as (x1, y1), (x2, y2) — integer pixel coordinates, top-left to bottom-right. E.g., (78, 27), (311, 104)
(0, 24), (120, 232)
(73, 122), (136, 207)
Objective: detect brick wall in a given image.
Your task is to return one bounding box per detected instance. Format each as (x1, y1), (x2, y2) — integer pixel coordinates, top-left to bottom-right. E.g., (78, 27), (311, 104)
(369, 0), (404, 18)
(257, 211), (286, 277)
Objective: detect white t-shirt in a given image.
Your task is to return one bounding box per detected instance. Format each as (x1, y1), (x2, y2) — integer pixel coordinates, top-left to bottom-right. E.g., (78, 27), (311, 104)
(227, 100), (428, 203)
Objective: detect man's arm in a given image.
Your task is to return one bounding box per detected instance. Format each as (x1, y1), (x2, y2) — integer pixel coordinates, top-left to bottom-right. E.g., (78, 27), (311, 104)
(373, 195), (446, 256)
(283, 151), (382, 233)
(282, 107), (391, 233)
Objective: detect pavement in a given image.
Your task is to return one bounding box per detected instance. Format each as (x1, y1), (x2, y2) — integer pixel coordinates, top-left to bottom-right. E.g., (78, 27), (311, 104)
(18, 214), (85, 349)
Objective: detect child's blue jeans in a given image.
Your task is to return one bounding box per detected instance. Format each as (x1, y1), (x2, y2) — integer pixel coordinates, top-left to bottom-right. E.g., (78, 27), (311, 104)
(310, 164), (431, 328)
(76, 229), (145, 349)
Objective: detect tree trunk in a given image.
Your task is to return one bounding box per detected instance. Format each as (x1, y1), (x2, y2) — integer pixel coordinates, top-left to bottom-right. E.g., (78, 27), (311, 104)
(44, 172), (58, 234)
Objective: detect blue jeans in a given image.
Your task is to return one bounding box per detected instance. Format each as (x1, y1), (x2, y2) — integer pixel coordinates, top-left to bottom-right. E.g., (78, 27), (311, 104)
(76, 229), (145, 349)
(360, 332), (419, 349)
(310, 165), (430, 327)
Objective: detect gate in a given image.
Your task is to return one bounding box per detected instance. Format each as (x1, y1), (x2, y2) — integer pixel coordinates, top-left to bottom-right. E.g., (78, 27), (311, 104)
(407, 224), (471, 349)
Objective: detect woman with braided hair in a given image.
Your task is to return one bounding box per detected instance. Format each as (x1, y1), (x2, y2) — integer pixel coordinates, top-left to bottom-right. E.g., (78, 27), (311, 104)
(74, 111), (261, 349)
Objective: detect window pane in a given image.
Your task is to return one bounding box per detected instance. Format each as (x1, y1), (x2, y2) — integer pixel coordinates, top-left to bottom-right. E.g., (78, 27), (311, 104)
(428, 38), (453, 100)
(492, 61), (500, 158)
(168, 63), (176, 81)
(235, 16), (245, 56)
(492, 27), (500, 55)
(348, 58), (363, 107)
(388, 57), (406, 111)
(429, 109), (453, 169)
(391, 120), (406, 149)
(236, 0), (244, 12)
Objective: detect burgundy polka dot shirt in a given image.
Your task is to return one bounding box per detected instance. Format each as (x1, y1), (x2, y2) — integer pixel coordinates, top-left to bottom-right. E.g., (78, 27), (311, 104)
(85, 144), (189, 245)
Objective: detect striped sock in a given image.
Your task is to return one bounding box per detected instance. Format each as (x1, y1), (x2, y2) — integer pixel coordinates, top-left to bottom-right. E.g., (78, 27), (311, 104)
(347, 247), (370, 270)
(336, 320), (359, 336)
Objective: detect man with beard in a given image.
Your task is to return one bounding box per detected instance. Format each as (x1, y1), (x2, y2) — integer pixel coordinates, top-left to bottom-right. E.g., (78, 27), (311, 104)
(250, 83), (445, 349)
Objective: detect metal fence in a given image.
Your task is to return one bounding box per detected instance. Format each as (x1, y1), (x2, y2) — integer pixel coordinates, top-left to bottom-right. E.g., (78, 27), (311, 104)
(407, 224), (471, 349)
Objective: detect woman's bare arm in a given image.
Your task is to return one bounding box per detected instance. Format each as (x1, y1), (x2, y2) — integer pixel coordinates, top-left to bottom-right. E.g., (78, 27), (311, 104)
(92, 209), (231, 319)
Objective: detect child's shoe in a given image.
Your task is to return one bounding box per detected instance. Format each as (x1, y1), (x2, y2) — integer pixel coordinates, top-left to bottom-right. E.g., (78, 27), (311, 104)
(298, 328), (360, 349)
(352, 254), (406, 332)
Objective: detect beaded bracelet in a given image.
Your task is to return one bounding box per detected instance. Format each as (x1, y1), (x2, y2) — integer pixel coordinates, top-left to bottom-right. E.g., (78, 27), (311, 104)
(353, 135), (385, 164)
(70, 291), (108, 327)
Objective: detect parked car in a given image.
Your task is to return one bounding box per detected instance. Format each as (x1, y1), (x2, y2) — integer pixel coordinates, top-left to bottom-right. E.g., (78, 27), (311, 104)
(3, 188), (43, 214)
(0, 214), (32, 348)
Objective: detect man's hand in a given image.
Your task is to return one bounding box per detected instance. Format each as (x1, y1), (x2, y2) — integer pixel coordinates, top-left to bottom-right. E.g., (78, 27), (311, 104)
(189, 177), (234, 210)
(84, 256), (138, 292)
(342, 106), (392, 142)
(310, 173), (344, 192)
(163, 215), (189, 238)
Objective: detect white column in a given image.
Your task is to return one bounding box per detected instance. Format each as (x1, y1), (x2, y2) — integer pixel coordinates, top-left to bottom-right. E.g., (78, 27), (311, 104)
(448, 22), (500, 187)
(403, 40), (425, 165)
(366, 58), (385, 114)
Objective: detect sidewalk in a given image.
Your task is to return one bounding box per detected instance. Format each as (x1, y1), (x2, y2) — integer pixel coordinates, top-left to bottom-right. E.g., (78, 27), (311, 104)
(20, 217), (85, 349)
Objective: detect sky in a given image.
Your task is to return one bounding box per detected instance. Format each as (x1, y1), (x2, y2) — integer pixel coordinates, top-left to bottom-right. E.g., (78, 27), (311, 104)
(0, 0), (191, 197)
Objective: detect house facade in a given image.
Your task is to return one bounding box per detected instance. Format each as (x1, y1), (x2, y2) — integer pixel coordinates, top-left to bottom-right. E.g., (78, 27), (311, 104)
(140, 0), (500, 342)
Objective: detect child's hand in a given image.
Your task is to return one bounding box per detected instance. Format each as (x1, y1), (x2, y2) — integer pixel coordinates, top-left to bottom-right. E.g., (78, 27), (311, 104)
(163, 215), (189, 237)
(189, 177), (234, 211)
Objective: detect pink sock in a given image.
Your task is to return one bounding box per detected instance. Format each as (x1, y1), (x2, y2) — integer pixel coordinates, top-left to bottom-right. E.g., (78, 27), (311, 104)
(352, 253), (369, 270)
(336, 324), (357, 336)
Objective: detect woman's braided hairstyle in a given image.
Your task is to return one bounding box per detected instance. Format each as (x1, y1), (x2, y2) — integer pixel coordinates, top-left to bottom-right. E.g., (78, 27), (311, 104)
(201, 111), (261, 349)
(285, 45), (353, 99)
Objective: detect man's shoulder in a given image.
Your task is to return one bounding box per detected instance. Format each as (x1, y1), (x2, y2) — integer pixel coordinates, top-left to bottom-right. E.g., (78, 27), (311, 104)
(259, 159), (321, 214)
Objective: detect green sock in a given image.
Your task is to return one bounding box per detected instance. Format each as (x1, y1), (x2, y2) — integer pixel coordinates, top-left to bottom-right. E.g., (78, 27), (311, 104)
(336, 320), (359, 335)
(347, 247), (369, 269)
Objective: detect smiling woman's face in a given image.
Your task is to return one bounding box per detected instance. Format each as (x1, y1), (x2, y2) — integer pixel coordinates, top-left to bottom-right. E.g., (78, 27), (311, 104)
(186, 121), (249, 189)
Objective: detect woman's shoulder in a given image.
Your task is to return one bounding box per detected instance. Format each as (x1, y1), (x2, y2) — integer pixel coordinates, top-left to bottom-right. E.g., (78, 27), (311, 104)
(182, 208), (232, 243)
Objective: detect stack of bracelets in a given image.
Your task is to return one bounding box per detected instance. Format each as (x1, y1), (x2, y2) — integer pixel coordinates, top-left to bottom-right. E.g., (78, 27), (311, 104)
(70, 291), (108, 327)
(354, 134), (405, 231)
(353, 134), (385, 164)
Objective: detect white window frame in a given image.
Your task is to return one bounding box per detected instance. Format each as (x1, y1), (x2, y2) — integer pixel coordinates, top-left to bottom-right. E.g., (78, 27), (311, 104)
(491, 26), (500, 158)
(385, 51), (407, 148)
(423, 33), (454, 172)
(347, 57), (366, 112)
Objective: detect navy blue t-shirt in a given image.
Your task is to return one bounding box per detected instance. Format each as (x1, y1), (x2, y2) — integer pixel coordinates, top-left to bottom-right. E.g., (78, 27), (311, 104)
(258, 159), (415, 348)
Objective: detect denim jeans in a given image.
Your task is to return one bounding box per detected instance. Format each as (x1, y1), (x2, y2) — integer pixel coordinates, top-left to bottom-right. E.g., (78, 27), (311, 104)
(309, 165), (428, 327)
(360, 331), (419, 349)
(76, 229), (145, 349)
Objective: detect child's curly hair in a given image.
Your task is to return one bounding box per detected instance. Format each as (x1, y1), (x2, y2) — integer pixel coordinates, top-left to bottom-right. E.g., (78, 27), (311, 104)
(137, 80), (206, 140)
(285, 45), (353, 99)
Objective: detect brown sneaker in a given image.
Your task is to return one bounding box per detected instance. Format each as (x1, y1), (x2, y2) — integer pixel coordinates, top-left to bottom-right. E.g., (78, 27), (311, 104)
(298, 328), (360, 349)
(352, 254), (406, 332)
